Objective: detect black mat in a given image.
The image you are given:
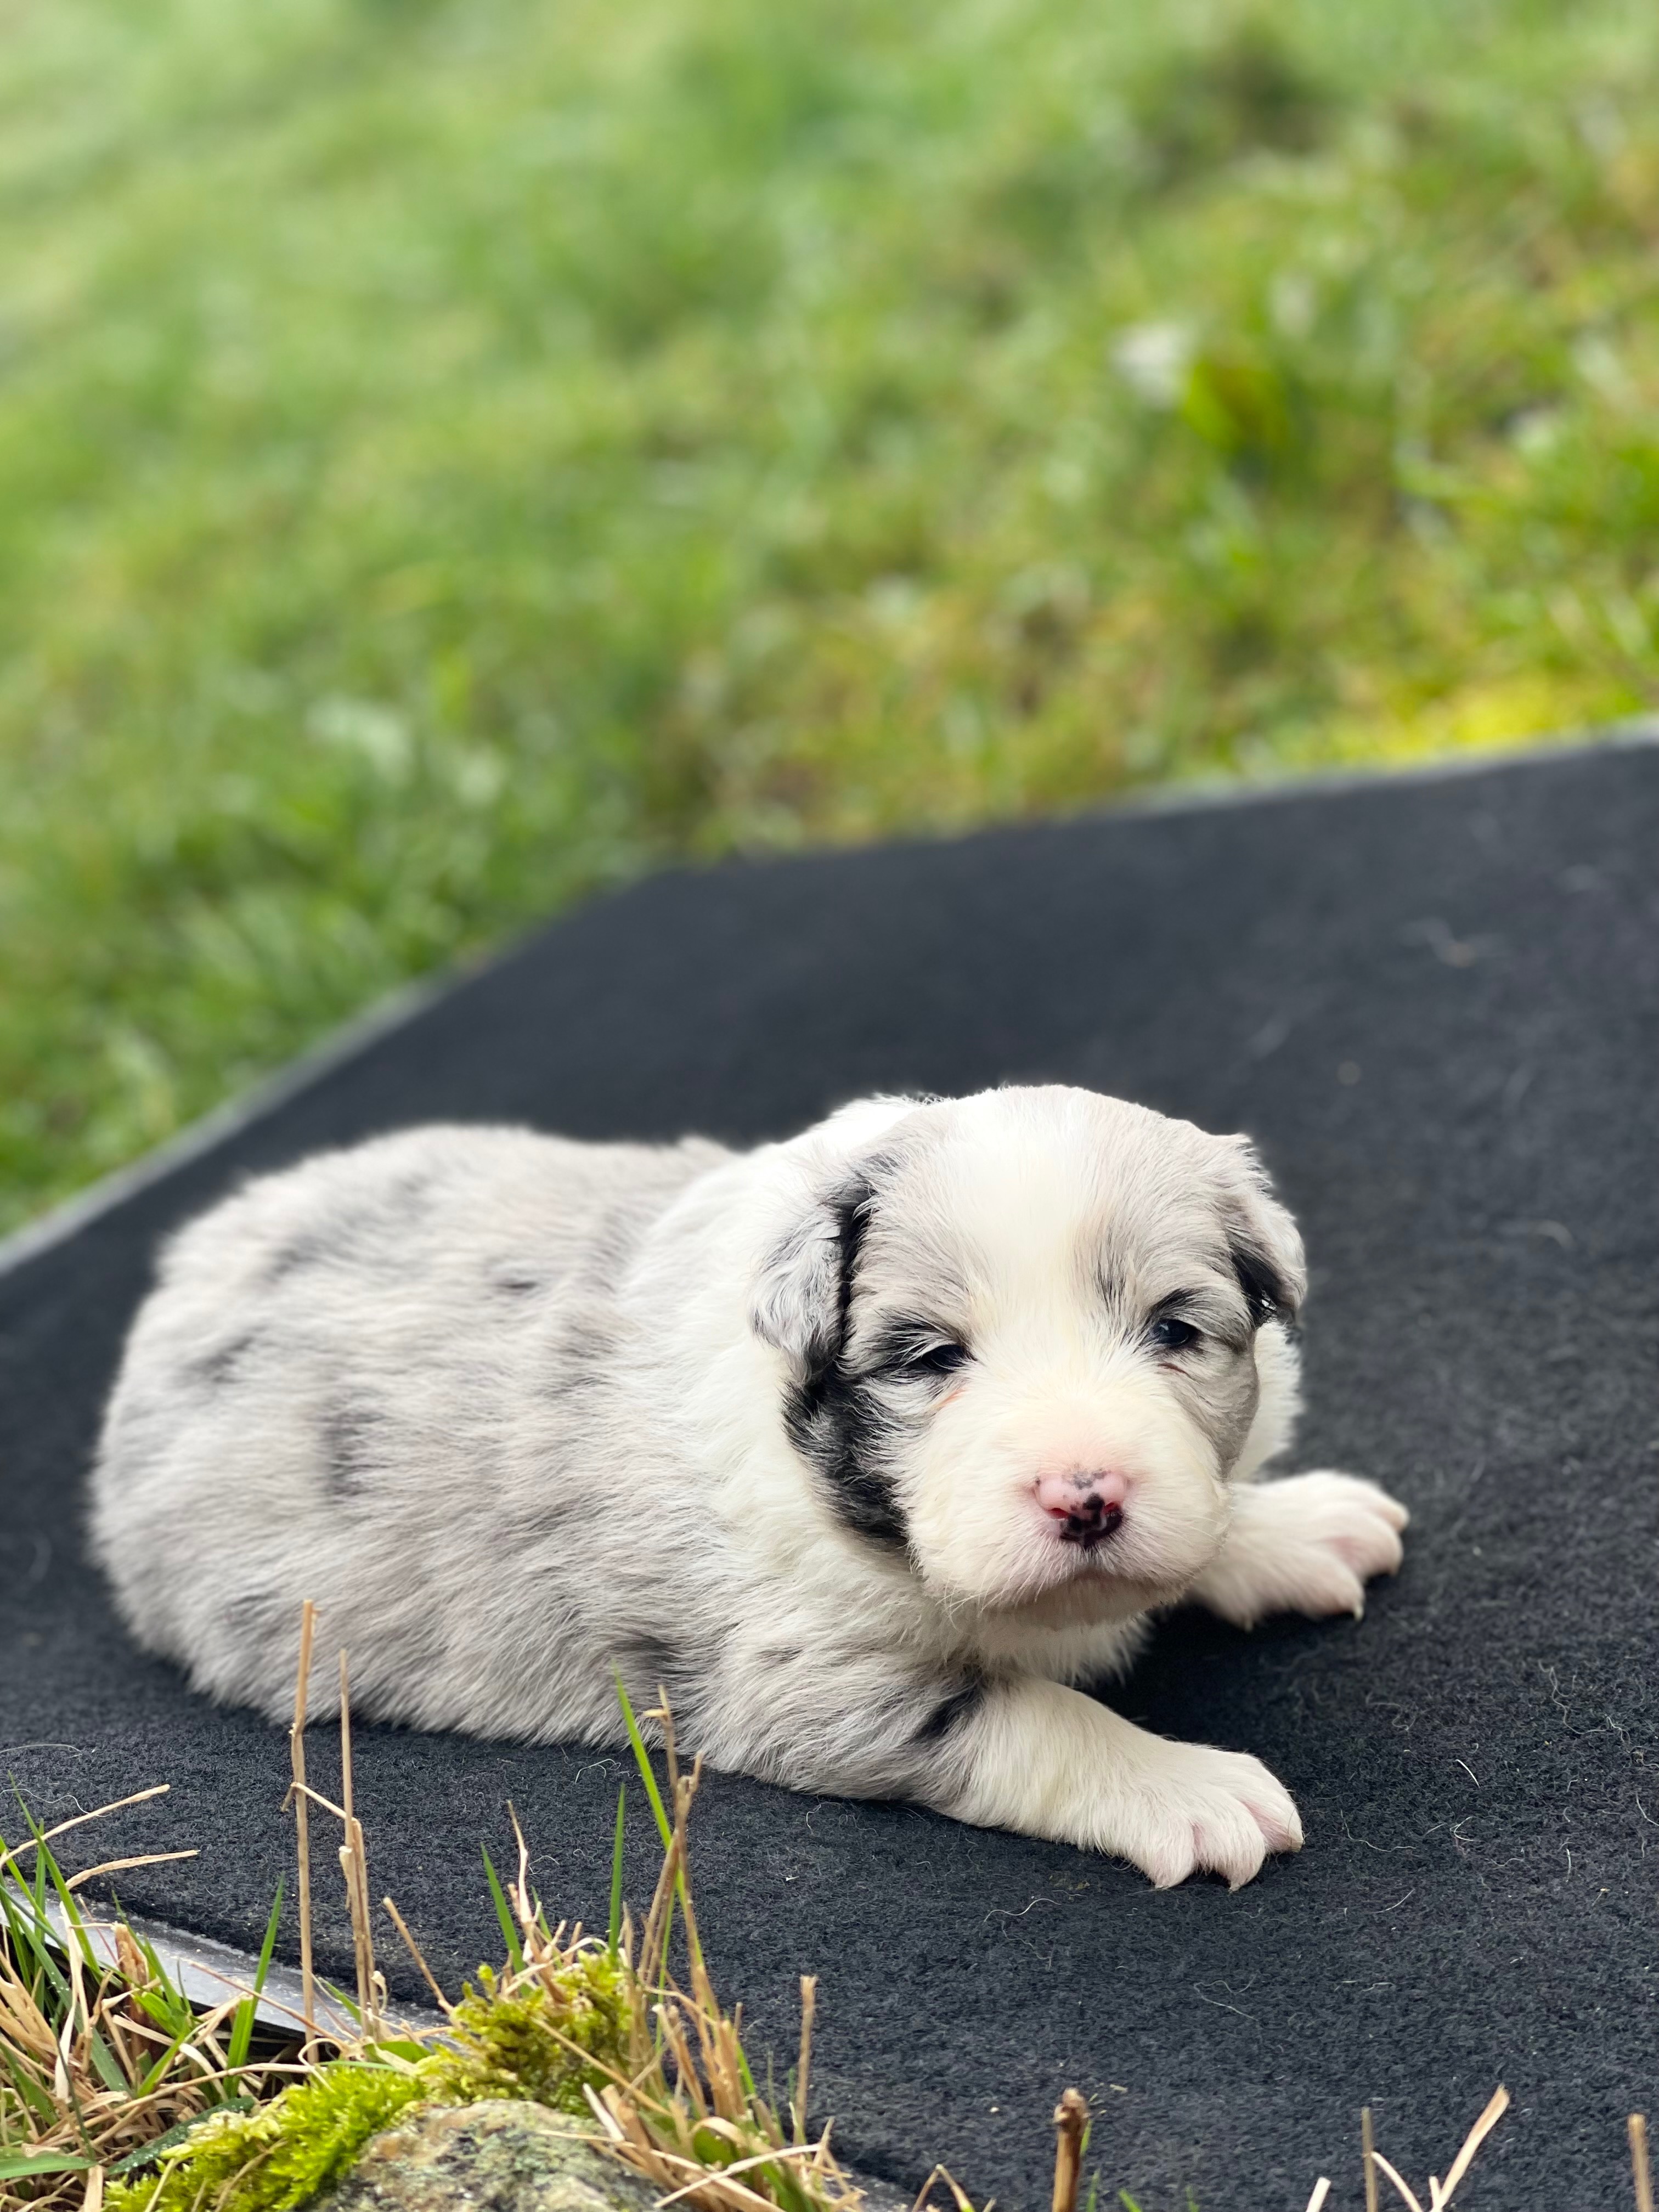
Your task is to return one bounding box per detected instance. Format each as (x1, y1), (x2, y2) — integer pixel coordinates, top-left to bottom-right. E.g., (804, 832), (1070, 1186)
(4, 745), (1656, 2210)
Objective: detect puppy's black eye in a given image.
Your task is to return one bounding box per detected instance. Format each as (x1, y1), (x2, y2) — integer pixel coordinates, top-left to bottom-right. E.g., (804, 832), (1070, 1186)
(1148, 1316), (1200, 1355)
(909, 1341), (968, 1377)
(882, 1340), (968, 1380)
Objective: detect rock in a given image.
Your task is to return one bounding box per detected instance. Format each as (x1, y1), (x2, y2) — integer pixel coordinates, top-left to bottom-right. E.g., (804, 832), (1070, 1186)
(313, 2101), (662, 2212)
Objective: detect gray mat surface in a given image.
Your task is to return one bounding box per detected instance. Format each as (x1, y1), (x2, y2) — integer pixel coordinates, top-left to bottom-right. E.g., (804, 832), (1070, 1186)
(3, 744), (1656, 2209)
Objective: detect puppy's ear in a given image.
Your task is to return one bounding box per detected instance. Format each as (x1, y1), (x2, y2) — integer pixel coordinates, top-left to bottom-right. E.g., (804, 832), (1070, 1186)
(751, 1172), (875, 1382)
(1215, 1136), (1307, 1326)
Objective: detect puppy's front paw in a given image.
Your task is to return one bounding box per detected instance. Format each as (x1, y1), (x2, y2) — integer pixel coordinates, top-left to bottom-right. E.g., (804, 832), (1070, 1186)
(1197, 1471), (1409, 1630)
(1107, 1738), (1303, 1891)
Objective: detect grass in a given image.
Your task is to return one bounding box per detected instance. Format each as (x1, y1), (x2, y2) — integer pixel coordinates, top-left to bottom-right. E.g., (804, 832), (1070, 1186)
(2, 1651), (1650, 2212)
(3, 0), (1659, 1233)
(0, 1673), (885, 2212)
(0, 1787), (298, 2202)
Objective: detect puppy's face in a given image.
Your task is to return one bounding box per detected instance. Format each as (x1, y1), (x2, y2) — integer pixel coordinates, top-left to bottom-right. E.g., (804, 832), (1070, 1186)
(753, 1087), (1305, 1620)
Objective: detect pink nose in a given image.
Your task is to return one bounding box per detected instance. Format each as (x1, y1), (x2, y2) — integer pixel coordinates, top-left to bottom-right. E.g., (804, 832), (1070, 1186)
(1035, 1469), (1129, 1549)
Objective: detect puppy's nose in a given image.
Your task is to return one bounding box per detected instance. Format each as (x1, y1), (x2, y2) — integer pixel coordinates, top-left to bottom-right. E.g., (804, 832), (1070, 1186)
(1035, 1469), (1128, 1548)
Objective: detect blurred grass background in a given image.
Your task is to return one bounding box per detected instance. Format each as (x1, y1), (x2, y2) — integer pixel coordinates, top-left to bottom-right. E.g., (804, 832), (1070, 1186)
(3, 0), (1657, 1234)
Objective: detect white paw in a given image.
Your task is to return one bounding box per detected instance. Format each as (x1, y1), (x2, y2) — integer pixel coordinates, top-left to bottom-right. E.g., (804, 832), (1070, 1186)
(1103, 1737), (1304, 1890)
(1199, 1471), (1409, 1630)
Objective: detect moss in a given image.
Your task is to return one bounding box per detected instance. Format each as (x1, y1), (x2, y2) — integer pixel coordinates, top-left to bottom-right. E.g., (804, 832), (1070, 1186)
(105, 1953), (631, 2212)
(421, 1955), (633, 2119)
(106, 2064), (427, 2212)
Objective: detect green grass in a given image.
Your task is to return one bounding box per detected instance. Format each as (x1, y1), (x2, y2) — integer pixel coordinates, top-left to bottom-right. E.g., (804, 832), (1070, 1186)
(3, 0), (1658, 1233)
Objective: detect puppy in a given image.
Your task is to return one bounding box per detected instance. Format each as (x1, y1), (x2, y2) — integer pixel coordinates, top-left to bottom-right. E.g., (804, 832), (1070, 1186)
(89, 1086), (1407, 1888)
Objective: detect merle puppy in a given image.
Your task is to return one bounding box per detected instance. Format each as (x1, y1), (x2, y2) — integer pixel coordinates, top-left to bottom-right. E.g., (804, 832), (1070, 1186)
(90, 1086), (1407, 1888)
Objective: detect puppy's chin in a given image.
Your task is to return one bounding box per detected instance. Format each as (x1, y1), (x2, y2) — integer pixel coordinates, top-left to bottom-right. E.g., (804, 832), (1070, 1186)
(978, 1567), (1174, 1633)
(926, 1528), (1199, 1628)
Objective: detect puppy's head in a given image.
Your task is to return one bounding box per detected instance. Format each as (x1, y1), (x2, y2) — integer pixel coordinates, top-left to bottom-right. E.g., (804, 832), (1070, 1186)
(752, 1086), (1304, 1621)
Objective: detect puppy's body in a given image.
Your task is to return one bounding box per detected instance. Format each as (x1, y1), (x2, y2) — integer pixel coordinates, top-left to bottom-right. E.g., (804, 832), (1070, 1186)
(91, 1088), (1407, 1887)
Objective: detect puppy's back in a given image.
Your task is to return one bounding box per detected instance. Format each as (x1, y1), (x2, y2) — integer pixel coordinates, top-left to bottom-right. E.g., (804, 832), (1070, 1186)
(88, 1122), (725, 1728)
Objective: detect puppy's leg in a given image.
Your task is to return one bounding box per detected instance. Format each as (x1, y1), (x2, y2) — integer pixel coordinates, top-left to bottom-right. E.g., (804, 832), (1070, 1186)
(939, 1677), (1302, 1889)
(1192, 1473), (1408, 1630)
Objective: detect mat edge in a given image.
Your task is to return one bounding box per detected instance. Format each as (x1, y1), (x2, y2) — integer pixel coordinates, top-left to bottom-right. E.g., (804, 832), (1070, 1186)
(5, 718), (1654, 1281)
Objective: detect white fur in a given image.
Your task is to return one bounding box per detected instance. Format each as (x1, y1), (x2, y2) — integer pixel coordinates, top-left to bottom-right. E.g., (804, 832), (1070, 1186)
(88, 1086), (1408, 1888)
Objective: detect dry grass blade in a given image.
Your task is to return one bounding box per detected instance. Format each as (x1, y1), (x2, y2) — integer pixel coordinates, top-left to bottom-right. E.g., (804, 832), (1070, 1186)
(642, 2163), (783, 2212)
(290, 1598), (318, 2044)
(1304, 2182), (1330, 2212)
(0, 1790), (173, 1872)
(792, 1978), (816, 2148)
(637, 1827), (687, 2004)
(583, 2084), (629, 2145)
(1051, 2089), (1086, 2212)
(653, 2141), (828, 2207)
(1632, 2115), (1654, 2212)
(1367, 2149), (1426, 2212)
(1364, 2087), (1507, 2212)
(912, 2169), (975, 2212)
(381, 1896), (455, 2021)
(1431, 2085), (1508, 2207)
(335, 1650), (381, 2045)
(61, 1854), (198, 1894)
(287, 1784), (348, 1824)
(506, 1804), (537, 1940)
(1362, 2107), (1379, 2212)
(908, 2169), (950, 2212)
(655, 2001), (710, 2124)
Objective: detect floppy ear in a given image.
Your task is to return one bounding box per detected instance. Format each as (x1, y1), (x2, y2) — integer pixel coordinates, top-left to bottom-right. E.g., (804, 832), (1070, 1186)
(1216, 1136), (1307, 1325)
(750, 1171), (875, 1384)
